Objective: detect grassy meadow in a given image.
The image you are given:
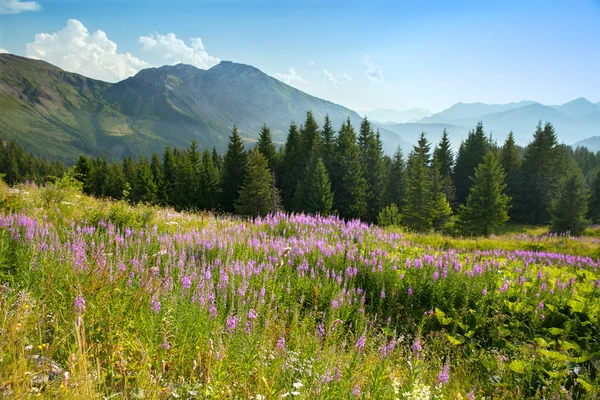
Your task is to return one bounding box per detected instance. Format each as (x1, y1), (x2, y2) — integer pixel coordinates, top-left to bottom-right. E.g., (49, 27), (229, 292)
(0, 177), (599, 399)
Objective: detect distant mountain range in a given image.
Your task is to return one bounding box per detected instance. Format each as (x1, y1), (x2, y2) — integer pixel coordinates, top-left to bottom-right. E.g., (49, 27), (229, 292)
(380, 98), (600, 149)
(0, 54), (410, 162)
(0, 53), (598, 163)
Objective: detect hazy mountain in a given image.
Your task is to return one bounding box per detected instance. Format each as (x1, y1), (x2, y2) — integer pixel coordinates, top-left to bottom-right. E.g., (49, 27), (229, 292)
(361, 108), (432, 124)
(0, 54), (410, 161)
(573, 136), (600, 153)
(379, 122), (469, 151)
(421, 101), (536, 124)
(552, 97), (599, 117)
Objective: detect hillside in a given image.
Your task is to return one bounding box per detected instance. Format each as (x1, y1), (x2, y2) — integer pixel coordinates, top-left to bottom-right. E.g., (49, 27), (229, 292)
(0, 54), (410, 162)
(574, 136), (600, 153)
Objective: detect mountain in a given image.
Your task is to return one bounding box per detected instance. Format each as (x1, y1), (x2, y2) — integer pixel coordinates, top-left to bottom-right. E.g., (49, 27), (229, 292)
(553, 97), (599, 117)
(0, 54), (410, 162)
(361, 108), (432, 124)
(573, 136), (600, 153)
(421, 101), (536, 124)
(379, 122), (469, 151)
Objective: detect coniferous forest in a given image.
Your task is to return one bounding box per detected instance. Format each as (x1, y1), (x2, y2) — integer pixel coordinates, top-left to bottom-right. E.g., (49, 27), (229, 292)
(2, 111), (599, 235)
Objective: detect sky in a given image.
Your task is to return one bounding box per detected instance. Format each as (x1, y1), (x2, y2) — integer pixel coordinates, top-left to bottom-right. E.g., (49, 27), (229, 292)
(1, 0), (599, 112)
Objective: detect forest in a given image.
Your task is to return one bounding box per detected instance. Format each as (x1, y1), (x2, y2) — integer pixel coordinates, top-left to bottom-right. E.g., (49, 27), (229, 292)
(1, 111), (599, 236)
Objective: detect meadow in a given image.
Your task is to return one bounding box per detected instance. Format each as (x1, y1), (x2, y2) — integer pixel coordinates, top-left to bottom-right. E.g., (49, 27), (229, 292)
(1, 177), (599, 399)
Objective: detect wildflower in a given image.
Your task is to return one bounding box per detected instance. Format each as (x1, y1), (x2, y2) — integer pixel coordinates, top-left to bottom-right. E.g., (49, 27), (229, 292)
(276, 335), (286, 351)
(408, 287), (413, 296)
(151, 295), (161, 314)
(412, 337), (422, 356)
(482, 288), (487, 296)
(352, 384), (361, 397)
(437, 361), (450, 385)
(538, 302), (544, 310)
(355, 335), (366, 353)
(73, 296), (86, 314)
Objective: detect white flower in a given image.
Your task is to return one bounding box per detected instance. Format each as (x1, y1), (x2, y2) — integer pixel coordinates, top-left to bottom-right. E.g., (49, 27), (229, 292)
(293, 381), (303, 389)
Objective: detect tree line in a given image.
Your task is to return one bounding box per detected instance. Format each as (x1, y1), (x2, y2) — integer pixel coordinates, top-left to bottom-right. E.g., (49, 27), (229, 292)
(1, 112), (599, 235)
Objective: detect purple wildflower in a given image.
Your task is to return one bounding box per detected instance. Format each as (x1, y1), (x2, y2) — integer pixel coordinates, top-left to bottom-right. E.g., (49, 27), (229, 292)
(73, 296), (86, 314)
(437, 361), (450, 385)
(151, 295), (161, 314)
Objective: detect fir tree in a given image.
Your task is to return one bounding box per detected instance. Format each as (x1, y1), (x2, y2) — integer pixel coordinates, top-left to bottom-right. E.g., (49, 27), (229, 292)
(320, 115), (336, 174)
(211, 147), (222, 172)
(102, 163), (126, 200)
(279, 122), (304, 210)
(161, 147), (177, 206)
(256, 123), (278, 172)
(453, 122), (490, 204)
(132, 156), (157, 204)
(403, 146), (433, 231)
(188, 140), (202, 206)
(517, 122), (562, 224)
(549, 169), (590, 235)
(220, 125), (249, 213)
(430, 157), (453, 230)
(589, 167), (600, 224)
(122, 156), (136, 187)
(332, 118), (367, 219)
(293, 157), (334, 215)
(386, 146), (406, 208)
(235, 152), (280, 217)
(91, 157), (109, 197)
(434, 129), (454, 177)
(458, 152), (511, 236)
(200, 149), (220, 210)
(358, 118), (386, 222)
(299, 111), (321, 163)
(73, 155), (93, 194)
(175, 151), (194, 209)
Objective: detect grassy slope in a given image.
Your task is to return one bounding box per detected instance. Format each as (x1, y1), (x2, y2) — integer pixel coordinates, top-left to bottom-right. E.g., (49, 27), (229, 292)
(0, 180), (599, 398)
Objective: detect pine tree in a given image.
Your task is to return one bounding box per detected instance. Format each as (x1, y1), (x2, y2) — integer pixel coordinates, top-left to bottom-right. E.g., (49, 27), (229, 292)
(256, 123), (278, 172)
(211, 147), (222, 172)
(73, 156), (93, 194)
(433, 129), (454, 178)
(279, 122), (304, 210)
(299, 111), (321, 163)
(589, 167), (600, 224)
(320, 115), (336, 174)
(122, 156), (136, 187)
(91, 157), (109, 197)
(200, 149), (220, 210)
(517, 122), (562, 224)
(358, 118), (386, 222)
(102, 163), (127, 200)
(431, 157), (453, 230)
(132, 156), (157, 204)
(235, 152), (280, 217)
(403, 145), (433, 231)
(220, 125), (249, 213)
(417, 132), (432, 166)
(458, 152), (511, 236)
(188, 140), (202, 207)
(293, 157), (334, 215)
(161, 147), (177, 206)
(453, 122), (490, 204)
(386, 146), (406, 208)
(549, 169), (590, 235)
(332, 118), (367, 219)
(175, 151), (194, 209)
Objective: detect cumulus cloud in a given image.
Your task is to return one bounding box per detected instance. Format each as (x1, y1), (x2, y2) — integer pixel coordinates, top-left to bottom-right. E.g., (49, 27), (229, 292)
(0, 48), (8, 53)
(321, 69), (351, 85)
(275, 67), (307, 87)
(26, 19), (149, 82)
(362, 54), (383, 83)
(139, 33), (219, 69)
(0, 0), (41, 14)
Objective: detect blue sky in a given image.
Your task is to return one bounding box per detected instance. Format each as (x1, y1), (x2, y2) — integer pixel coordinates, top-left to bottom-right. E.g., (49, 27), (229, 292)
(1, 0), (599, 112)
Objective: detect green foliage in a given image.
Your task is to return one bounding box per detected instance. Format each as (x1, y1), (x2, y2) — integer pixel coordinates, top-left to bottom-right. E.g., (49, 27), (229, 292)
(279, 123), (304, 210)
(220, 125), (249, 213)
(293, 157), (334, 215)
(550, 169), (590, 235)
(385, 146), (406, 209)
(453, 122), (491, 204)
(458, 152), (511, 236)
(377, 203), (402, 227)
(235, 152), (280, 217)
(256, 123), (278, 172)
(589, 167), (600, 224)
(359, 117), (387, 222)
(433, 129), (453, 178)
(132, 156), (158, 204)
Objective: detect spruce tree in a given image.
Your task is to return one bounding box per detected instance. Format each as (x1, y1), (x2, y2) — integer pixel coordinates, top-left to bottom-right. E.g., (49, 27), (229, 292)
(220, 125), (249, 213)
(549, 169), (590, 235)
(433, 129), (454, 178)
(299, 111), (321, 163)
(102, 163), (127, 200)
(279, 122), (304, 210)
(294, 157), (334, 215)
(458, 152), (511, 236)
(589, 167), (600, 224)
(517, 122), (561, 224)
(122, 156), (136, 188)
(403, 145), (433, 231)
(73, 156), (93, 194)
(161, 147), (177, 206)
(188, 140), (202, 207)
(91, 157), (109, 197)
(200, 149), (220, 210)
(256, 123), (278, 172)
(453, 122), (490, 204)
(386, 146), (406, 208)
(175, 151), (194, 209)
(132, 156), (157, 204)
(332, 118), (367, 219)
(431, 157), (453, 230)
(235, 152), (280, 217)
(320, 115), (336, 174)
(211, 147), (222, 172)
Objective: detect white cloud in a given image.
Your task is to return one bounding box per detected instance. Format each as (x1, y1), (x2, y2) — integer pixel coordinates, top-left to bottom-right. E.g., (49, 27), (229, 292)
(0, 0), (41, 14)
(321, 69), (351, 85)
(139, 33), (219, 69)
(362, 54), (383, 83)
(26, 19), (149, 82)
(0, 48), (8, 53)
(275, 67), (307, 87)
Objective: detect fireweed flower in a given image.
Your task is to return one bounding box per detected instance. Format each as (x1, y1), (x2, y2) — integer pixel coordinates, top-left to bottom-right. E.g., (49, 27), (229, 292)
(355, 335), (366, 353)
(412, 337), (422, 356)
(151, 295), (161, 314)
(408, 287), (413, 296)
(276, 336), (286, 351)
(437, 361), (450, 385)
(73, 296), (86, 314)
